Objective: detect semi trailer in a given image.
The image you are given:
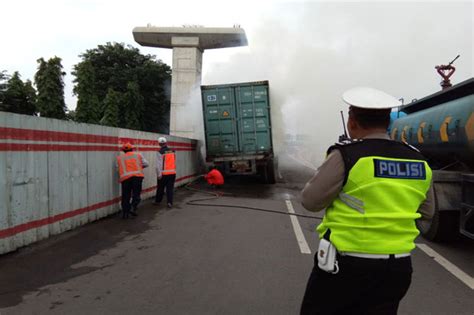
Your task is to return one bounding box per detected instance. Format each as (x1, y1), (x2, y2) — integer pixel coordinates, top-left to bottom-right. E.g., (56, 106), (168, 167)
(201, 81), (276, 184)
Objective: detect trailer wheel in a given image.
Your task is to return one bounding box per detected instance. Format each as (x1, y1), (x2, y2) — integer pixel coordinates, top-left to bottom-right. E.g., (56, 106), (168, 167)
(417, 210), (460, 241)
(416, 184), (460, 241)
(264, 158), (276, 184)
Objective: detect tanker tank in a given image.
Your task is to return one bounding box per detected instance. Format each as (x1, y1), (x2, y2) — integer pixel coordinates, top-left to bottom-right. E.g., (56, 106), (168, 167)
(390, 78), (474, 170)
(390, 77), (474, 241)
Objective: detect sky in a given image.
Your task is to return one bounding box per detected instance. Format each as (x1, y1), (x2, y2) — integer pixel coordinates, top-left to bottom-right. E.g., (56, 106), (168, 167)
(1, 0), (473, 160)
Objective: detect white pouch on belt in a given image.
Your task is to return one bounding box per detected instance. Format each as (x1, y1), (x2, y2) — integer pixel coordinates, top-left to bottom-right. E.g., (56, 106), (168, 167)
(317, 238), (339, 274)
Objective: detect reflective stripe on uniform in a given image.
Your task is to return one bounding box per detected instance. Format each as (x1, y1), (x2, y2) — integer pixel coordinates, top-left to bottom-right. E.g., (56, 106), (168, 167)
(338, 192), (365, 214)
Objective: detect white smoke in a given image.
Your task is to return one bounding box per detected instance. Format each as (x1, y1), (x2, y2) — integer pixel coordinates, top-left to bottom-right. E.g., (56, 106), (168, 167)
(201, 1), (473, 165)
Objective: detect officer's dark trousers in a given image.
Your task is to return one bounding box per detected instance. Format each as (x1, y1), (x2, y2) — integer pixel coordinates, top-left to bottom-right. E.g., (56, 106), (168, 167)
(121, 177), (143, 217)
(155, 174), (176, 205)
(300, 253), (412, 315)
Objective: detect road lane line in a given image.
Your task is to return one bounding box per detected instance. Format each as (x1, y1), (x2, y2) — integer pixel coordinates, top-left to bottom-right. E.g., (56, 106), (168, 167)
(286, 200), (311, 254)
(416, 243), (474, 290)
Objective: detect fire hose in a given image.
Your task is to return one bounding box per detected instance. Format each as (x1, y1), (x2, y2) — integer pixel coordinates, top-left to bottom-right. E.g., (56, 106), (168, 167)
(184, 180), (323, 220)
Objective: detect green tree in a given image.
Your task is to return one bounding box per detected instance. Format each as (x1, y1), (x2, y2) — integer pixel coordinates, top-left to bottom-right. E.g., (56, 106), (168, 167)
(72, 42), (171, 131)
(1, 72), (37, 115)
(100, 88), (121, 127)
(0, 70), (10, 111)
(35, 57), (67, 119)
(23, 80), (38, 114)
(138, 60), (171, 133)
(65, 110), (76, 121)
(74, 61), (101, 123)
(122, 81), (144, 130)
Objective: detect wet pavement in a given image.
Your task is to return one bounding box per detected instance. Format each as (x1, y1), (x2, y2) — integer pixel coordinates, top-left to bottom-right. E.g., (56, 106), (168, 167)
(0, 155), (473, 314)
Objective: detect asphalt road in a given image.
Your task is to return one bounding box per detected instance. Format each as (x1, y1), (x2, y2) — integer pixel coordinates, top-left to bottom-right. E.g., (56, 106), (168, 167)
(0, 155), (473, 314)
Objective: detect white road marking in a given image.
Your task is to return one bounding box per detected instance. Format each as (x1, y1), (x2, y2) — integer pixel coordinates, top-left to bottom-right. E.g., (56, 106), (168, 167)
(286, 200), (311, 254)
(416, 243), (474, 290)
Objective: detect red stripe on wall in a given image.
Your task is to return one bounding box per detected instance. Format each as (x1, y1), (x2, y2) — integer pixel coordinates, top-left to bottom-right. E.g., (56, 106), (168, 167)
(166, 141), (195, 148)
(0, 127), (195, 147)
(0, 127), (118, 144)
(0, 143), (117, 151)
(120, 137), (194, 147)
(0, 174), (198, 239)
(0, 197), (121, 239)
(0, 143), (196, 152)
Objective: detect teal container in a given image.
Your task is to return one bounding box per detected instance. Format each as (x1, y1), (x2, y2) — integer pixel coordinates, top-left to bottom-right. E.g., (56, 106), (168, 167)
(201, 81), (273, 159)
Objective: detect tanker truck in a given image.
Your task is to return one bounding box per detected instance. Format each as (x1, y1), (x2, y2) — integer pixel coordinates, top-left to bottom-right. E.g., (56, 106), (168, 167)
(390, 77), (474, 241)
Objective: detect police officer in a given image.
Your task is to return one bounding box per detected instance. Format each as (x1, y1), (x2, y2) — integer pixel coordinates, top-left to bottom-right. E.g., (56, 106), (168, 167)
(154, 137), (177, 208)
(300, 87), (435, 315)
(117, 143), (149, 219)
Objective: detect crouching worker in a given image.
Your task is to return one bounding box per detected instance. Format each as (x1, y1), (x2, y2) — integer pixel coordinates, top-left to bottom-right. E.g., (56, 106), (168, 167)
(204, 167), (224, 187)
(117, 143), (149, 219)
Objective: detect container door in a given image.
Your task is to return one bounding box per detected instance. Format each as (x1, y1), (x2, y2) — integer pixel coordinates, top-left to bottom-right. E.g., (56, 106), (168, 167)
(235, 84), (272, 155)
(202, 88), (239, 156)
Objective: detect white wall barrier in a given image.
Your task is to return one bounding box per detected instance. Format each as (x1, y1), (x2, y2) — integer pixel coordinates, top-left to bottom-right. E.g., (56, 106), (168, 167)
(0, 112), (201, 255)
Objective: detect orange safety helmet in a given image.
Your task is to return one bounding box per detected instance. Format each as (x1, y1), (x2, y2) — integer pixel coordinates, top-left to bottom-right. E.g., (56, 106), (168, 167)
(121, 142), (134, 151)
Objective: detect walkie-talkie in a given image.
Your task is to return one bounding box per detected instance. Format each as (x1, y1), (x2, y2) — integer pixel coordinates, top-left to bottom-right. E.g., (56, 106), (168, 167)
(338, 111), (350, 143)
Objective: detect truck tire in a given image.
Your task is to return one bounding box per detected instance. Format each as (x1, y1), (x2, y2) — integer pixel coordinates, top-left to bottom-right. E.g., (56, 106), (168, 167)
(416, 184), (460, 241)
(264, 158), (276, 184)
(417, 209), (460, 241)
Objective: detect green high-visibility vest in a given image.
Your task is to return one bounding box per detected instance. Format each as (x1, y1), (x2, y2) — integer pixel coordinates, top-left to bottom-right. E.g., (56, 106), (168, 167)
(317, 139), (432, 254)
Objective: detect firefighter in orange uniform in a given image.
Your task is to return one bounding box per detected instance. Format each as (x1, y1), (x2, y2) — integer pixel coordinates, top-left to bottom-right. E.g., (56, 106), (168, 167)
(154, 137), (177, 208)
(117, 143), (149, 219)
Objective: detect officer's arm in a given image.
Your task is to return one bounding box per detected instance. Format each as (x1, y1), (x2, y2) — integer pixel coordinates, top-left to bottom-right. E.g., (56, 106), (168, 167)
(301, 150), (345, 212)
(417, 182), (435, 220)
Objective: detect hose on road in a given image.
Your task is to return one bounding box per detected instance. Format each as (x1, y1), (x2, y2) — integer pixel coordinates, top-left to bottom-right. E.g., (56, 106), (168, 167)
(184, 182), (323, 220)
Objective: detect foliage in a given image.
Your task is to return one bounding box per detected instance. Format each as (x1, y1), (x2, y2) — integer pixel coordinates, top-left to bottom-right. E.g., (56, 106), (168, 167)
(100, 88), (121, 127)
(0, 70), (10, 111)
(65, 110), (76, 121)
(138, 60), (171, 133)
(72, 42), (171, 132)
(0, 71), (37, 115)
(34, 57), (67, 119)
(122, 81), (144, 130)
(74, 61), (101, 123)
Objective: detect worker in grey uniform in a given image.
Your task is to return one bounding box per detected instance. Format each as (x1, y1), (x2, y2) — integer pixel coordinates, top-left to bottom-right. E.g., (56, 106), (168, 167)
(300, 87), (435, 315)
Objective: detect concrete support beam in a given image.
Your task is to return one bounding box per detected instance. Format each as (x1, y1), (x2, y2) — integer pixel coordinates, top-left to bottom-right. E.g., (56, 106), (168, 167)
(170, 45), (203, 138)
(132, 26), (248, 140)
(171, 36), (199, 47)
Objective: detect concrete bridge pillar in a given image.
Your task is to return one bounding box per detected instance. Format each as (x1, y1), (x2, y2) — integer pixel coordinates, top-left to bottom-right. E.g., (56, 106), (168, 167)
(133, 26), (247, 140)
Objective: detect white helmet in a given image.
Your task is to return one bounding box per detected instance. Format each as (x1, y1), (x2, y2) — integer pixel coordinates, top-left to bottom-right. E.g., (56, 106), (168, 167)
(158, 136), (167, 144)
(342, 87), (401, 109)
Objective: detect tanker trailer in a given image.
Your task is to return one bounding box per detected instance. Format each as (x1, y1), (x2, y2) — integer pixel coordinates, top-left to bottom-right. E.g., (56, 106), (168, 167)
(390, 77), (474, 241)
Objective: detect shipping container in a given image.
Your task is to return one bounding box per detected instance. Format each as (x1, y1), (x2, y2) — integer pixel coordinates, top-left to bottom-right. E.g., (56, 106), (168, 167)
(201, 81), (275, 183)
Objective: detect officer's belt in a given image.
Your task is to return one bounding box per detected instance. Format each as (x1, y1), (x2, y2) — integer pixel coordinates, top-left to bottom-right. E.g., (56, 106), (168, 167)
(339, 252), (411, 259)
